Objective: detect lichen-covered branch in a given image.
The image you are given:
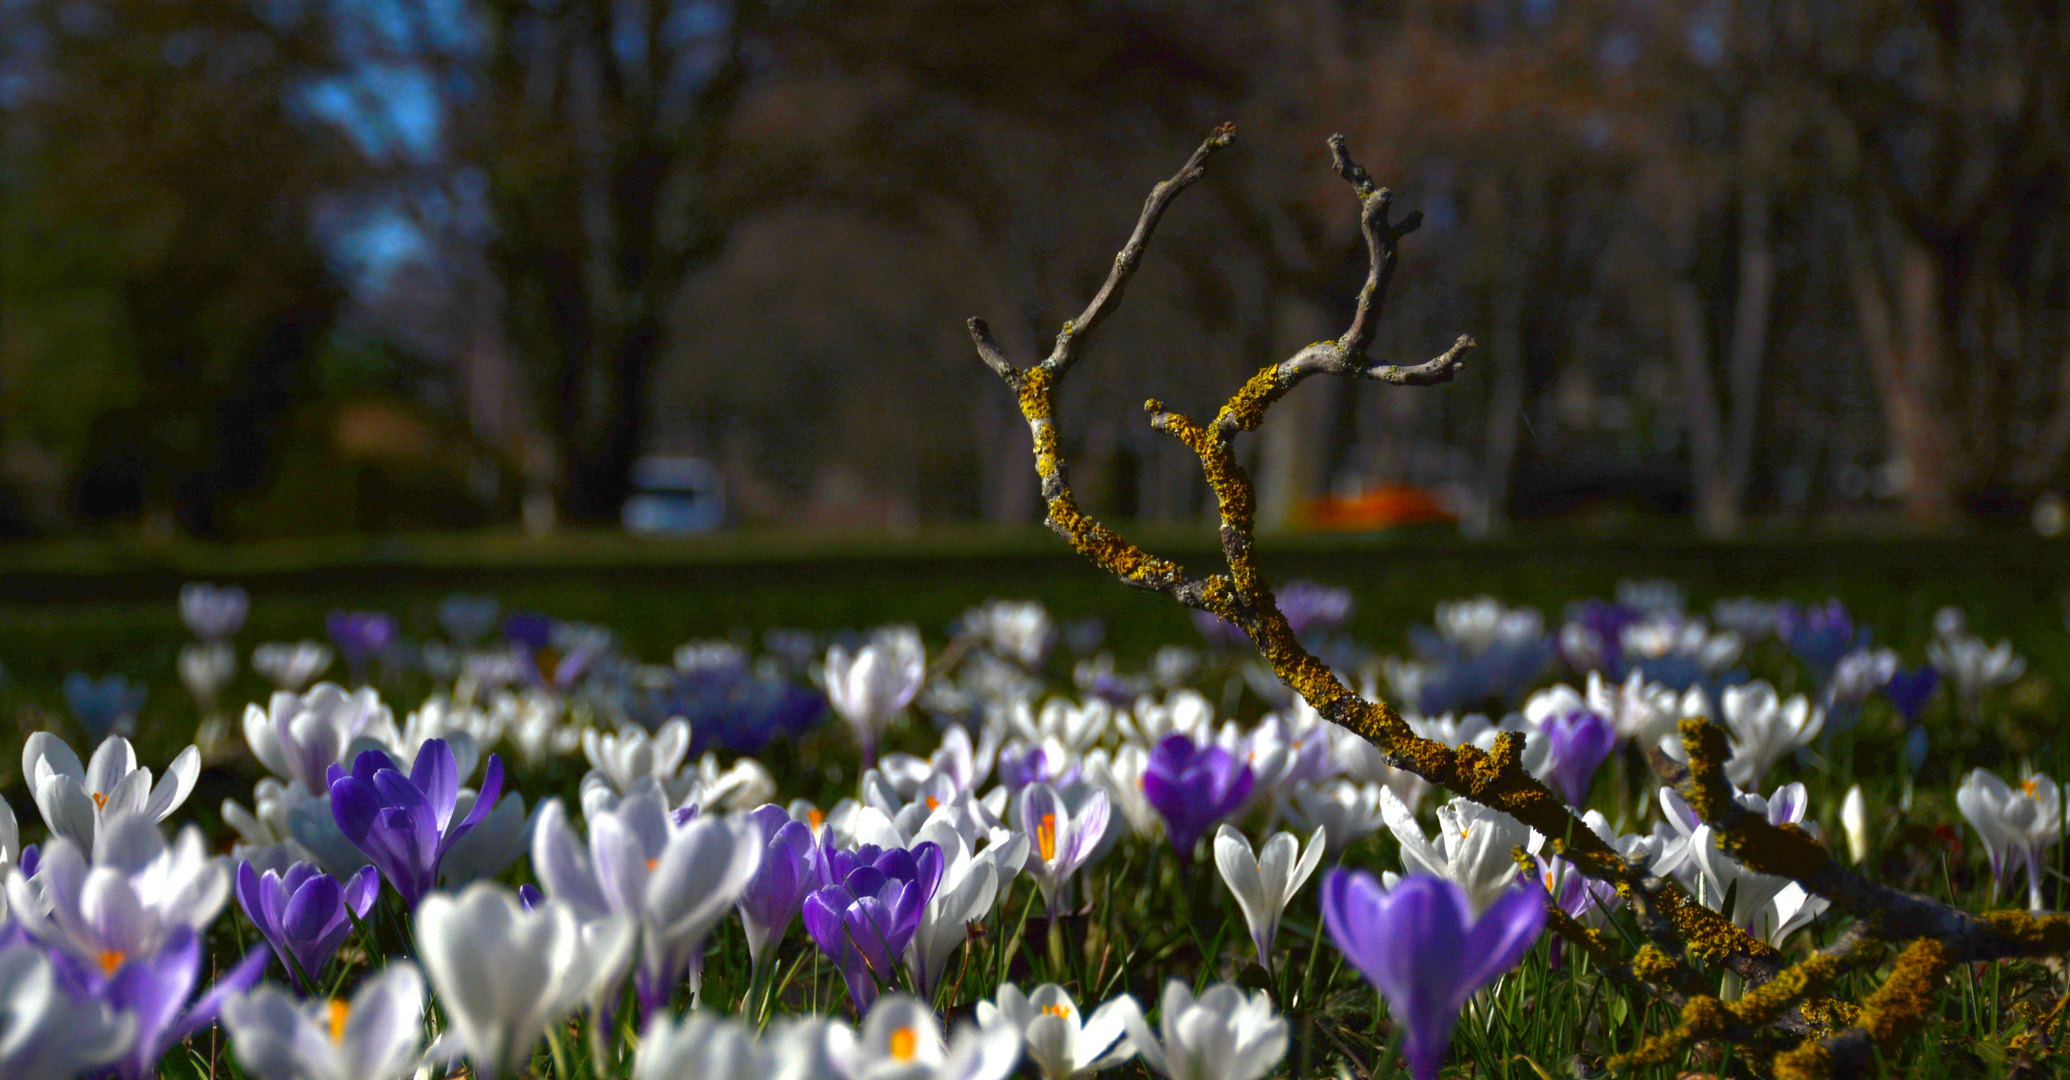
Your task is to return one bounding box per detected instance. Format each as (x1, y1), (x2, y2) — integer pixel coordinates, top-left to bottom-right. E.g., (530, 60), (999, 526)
(966, 127), (2069, 1080)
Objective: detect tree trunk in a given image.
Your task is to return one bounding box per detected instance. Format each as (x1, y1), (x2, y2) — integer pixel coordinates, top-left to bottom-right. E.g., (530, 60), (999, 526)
(1844, 214), (1958, 528)
(1670, 279), (1735, 536)
(1721, 178), (1773, 529)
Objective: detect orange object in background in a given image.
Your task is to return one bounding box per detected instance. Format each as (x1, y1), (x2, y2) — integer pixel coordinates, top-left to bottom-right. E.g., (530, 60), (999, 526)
(1302, 485), (1456, 531)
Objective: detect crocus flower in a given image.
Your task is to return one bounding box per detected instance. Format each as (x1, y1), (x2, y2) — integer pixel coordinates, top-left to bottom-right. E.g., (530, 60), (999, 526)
(825, 628), (926, 764)
(583, 719), (692, 798)
(1774, 598), (1861, 685)
(1841, 784), (1870, 865)
(178, 641), (237, 714)
(1321, 872), (1544, 1080)
(633, 1011), (784, 1080)
(1536, 708), (1615, 805)
(235, 860), (380, 990)
(6, 816), (230, 978)
(1280, 778), (1390, 855)
(84, 922), (272, 1080)
(1142, 734), (1253, 859)
(978, 983), (1134, 1080)
(529, 793), (764, 1016)
(246, 685), (393, 794)
(1956, 767), (2062, 910)
(180, 582), (249, 640)
(802, 840), (943, 1013)
(1928, 633), (2026, 722)
(737, 804), (820, 966)
(326, 610), (397, 684)
(1213, 824), (1324, 972)
(1020, 782), (1108, 915)
(1379, 789), (1540, 914)
(22, 732), (200, 850)
(223, 961), (425, 1080)
(252, 641), (335, 692)
(327, 739), (505, 907)
(1716, 681), (1823, 789)
(416, 883), (636, 1079)
(837, 994), (1024, 1080)
(1883, 665), (1939, 725)
(0, 942), (135, 1080)
(1119, 980), (1287, 1080)
(905, 821), (1027, 1002)
(61, 672), (146, 741)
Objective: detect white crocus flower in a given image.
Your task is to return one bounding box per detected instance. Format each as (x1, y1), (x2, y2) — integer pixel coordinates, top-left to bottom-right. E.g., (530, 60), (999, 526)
(966, 599), (1053, 668)
(1716, 682), (1823, 789)
(416, 884), (635, 1079)
(0, 942), (136, 1080)
(1118, 690), (1213, 746)
(178, 641), (237, 710)
(252, 641), (335, 692)
(6, 816), (229, 972)
(1020, 782), (1108, 915)
(1010, 697), (1112, 755)
(1119, 981), (1287, 1080)
(1586, 670), (1679, 747)
(1213, 824), (1324, 971)
(1956, 767), (2062, 910)
(223, 961), (425, 1080)
(1082, 745), (1162, 840)
(22, 733), (200, 851)
(1686, 824), (1794, 936)
(1841, 785), (1870, 865)
(634, 1011), (797, 1080)
(1928, 633), (2026, 721)
(904, 822), (1028, 1001)
(835, 994), (1023, 1080)
(826, 628), (926, 763)
(977, 984), (1134, 1080)
(530, 794), (762, 1005)
(244, 685), (393, 793)
(1766, 883), (1828, 948)
(1279, 778), (1389, 855)
(1380, 789), (1540, 914)
(583, 720), (692, 799)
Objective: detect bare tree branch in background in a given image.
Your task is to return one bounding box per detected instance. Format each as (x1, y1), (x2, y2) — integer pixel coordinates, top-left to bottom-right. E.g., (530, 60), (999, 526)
(973, 128), (2070, 1079)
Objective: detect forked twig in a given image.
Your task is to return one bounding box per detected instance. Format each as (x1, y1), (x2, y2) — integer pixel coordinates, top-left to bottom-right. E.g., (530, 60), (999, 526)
(966, 127), (2070, 1078)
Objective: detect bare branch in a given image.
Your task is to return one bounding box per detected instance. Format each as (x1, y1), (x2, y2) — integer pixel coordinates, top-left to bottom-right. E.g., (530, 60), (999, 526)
(967, 317), (1018, 384)
(1048, 122), (1236, 375)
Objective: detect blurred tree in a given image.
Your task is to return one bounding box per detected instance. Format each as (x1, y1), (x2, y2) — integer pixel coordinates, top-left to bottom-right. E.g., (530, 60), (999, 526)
(0, 0), (357, 536)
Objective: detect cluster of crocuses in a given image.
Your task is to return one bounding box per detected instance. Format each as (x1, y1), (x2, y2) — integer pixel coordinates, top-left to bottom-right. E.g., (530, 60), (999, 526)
(0, 582), (2050, 1080)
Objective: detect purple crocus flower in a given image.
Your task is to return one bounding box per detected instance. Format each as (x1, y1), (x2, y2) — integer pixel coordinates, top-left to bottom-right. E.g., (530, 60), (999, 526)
(1142, 733), (1253, 858)
(738, 804), (819, 966)
(1321, 871), (1545, 1080)
(1539, 710), (1615, 805)
(996, 740), (1076, 791)
(1884, 665), (1939, 724)
(235, 860), (380, 990)
(52, 923), (271, 1080)
(1775, 599), (1863, 685)
(327, 739), (505, 907)
(326, 610), (398, 684)
(801, 841), (943, 1013)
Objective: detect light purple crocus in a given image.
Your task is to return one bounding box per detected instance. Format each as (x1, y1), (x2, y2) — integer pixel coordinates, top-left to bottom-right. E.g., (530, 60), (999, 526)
(235, 860), (380, 990)
(1539, 709), (1615, 805)
(738, 804), (819, 966)
(327, 739), (505, 907)
(1142, 734), (1253, 859)
(1019, 781), (1108, 914)
(1321, 871), (1545, 1080)
(53, 924), (271, 1080)
(801, 840), (943, 1013)
(326, 610), (398, 684)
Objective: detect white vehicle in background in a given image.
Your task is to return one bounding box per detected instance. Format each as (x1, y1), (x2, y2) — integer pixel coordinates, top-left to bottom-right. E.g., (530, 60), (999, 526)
(622, 456), (725, 534)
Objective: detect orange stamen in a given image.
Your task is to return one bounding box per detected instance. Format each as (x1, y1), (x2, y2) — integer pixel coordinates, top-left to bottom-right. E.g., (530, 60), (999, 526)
(327, 1000), (350, 1044)
(97, 950), (124, 975)
(890, 1026), (919, 1061)
(92, 792), (108, 810)
(1042, 1003), (1073, 1021)
(807, 809), (826, 829)
(1038, 813), (1058, 863)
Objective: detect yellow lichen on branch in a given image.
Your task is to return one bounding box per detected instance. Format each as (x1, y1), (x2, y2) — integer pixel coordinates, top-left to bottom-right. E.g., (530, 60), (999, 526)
(1772, 940), (1950, 1080)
